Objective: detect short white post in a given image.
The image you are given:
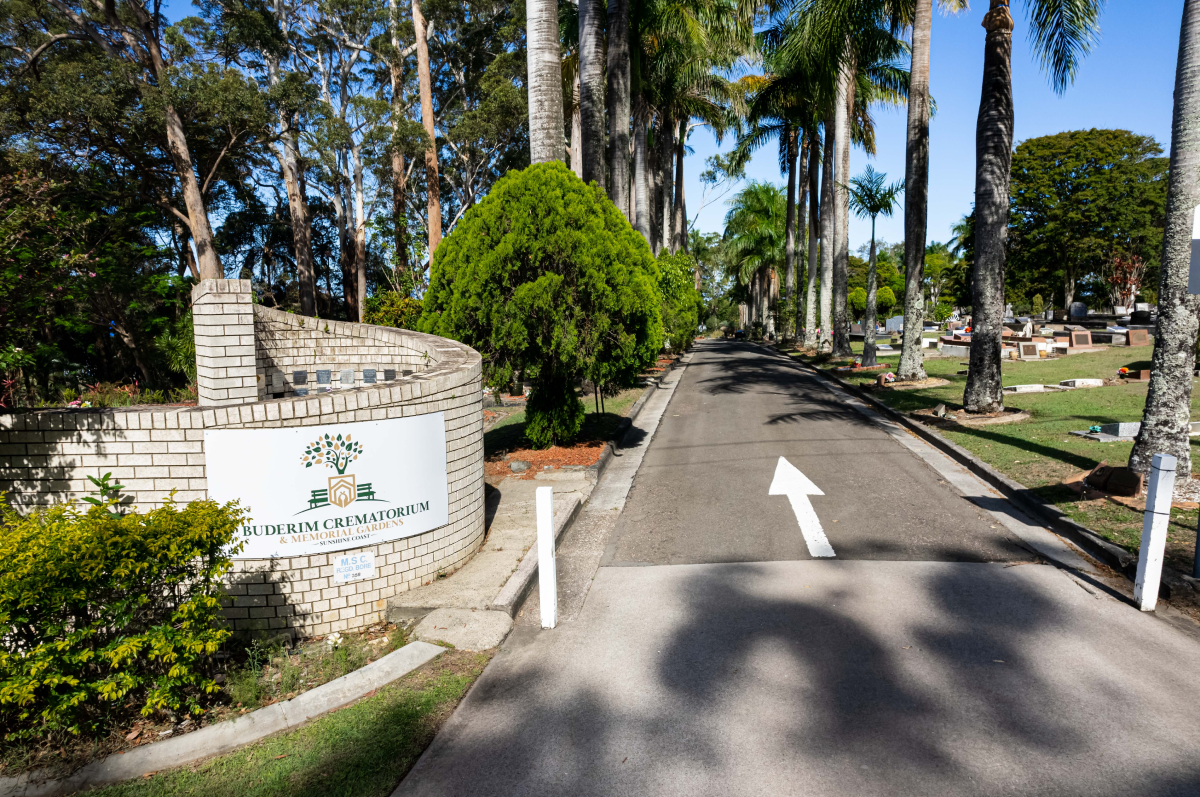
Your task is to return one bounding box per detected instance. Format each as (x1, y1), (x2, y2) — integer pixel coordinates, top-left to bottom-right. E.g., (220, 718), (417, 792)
(536, 486), (557, 629)
(1135, 453), (1177, 611)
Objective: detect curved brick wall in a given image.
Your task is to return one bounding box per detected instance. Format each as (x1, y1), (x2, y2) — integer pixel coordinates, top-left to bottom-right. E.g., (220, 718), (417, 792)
(0, 280), (485, 637)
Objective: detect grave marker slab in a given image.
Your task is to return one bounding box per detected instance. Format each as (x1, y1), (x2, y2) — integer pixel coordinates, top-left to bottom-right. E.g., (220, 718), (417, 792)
(293, 370), (308, 385)
(340, 368), (354, 386)
(1070, 330), (1092, 348)
(316, 370), (331, 385)
(1019, 343), (1039, 360)
(1126, 328), (1150, 346)
(384, 369), (396, 381)
(363, 368), (377, 384)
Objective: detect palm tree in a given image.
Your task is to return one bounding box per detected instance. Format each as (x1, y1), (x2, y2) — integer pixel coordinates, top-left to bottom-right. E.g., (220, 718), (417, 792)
(1130, 0), (1200, 480)
(724, 182), (787, 331)
(578, 0), (605, 185)
(527, 0), (565, 163)
(848, 165), (903, 367)
(609, 0), (632, 218)
(962, 0), (1103, 413)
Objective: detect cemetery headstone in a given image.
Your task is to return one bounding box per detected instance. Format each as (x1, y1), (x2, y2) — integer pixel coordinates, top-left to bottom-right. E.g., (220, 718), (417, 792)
(885, 315), (904, 334)
(316, 369), (331, 384)
(1126, 328), (1150, 346)
(1070, 330), (1092, 348)
(1019, 343), (1039, 360)
(1135, 302), (1151, 312)
(293, 370), (308, 385)
(1130, 310), (1153, 325)
(384, 369), (396, 381)
(363, 368), (377, 384)
(1068, 301), (1087, 319)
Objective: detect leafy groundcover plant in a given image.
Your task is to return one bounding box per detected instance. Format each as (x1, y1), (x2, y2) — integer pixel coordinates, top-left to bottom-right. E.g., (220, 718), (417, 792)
(0, 496), (244, 742)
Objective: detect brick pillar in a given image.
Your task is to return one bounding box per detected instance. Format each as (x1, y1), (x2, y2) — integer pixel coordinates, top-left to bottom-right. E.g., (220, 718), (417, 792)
(192, 279), (258, 407)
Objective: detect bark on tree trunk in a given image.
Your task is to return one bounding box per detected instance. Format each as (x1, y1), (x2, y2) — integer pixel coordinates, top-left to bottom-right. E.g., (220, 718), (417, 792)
(818, 113), (836, 351)
(606, 0), (631, 218)
(527, 0), (565, 164)
(672, 120), (686, 253)
(963, 0), (1014, 414)
(392, 146), (410, 282)
(1130, 0), (1200, 480)
(832, 65), (853, 358)
(795, 135), (809, 341)
(334, 176), (357, 320)
(862, 219), (879, 368)
(579, 0), (606, 186)
(650, 125), (663, 253)
(899, 0), (932, 381)
(571, 70), (584, 178)
(660, 118), (674, 253)
(281, 126), (316, 315)
(164, 104), (221, 280)
(804, 132), (820, 349)
(633, 99), (650, 240)
(1063, 269), (1076, 310)
(784, 126), (798, 305)
(413, 0), (442, 255)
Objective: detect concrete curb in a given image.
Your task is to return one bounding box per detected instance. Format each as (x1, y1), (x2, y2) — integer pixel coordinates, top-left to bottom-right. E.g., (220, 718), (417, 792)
(0, 641), (446, 797)
(490, 494), (583, 616)
(777, 350), (1200, 605)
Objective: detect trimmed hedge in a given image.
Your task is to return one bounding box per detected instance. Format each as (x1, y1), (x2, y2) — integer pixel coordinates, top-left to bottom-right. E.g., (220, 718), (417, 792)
(0, 497), (244, 741)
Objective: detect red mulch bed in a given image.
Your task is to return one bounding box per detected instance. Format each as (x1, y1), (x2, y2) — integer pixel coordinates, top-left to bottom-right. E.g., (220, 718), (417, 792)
(485, 441), (606, 480)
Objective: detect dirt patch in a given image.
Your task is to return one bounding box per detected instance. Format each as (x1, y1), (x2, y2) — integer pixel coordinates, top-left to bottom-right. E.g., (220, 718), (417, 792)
(881, 377), (950, 391)
(485, 441), (606, 482)
(911, 406), (1030, 427)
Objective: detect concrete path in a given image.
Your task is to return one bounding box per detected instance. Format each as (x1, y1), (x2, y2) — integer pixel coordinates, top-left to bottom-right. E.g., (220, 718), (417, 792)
(394, 340), (1200, 796)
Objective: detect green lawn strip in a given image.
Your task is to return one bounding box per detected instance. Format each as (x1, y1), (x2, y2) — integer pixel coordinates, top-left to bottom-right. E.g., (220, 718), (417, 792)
(791, 347), (1200, 572)
(484, 385), (644, 456)
(89, 650), (491, 797)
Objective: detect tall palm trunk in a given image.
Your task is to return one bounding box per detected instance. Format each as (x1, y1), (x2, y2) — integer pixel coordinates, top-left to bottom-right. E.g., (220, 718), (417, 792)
(607, 0), (631, 217)
(413, 0), (442, 256)
(899, 0), (933, 380)
(633, 99), (650, 239)
(804, 131), (820, 349)
(818, 111), (836, 351)
(672, 119), (686, 252)
(650, 124), (663, 252)
(784, 126), (798, 304)
(795, 134), (809, 341)
(862, 218), (879, 367)
(831, 63), (853, 357)
(963, 0), (1014, 413)
(571, 70), (583, 178)
(1130, 0), (1200, 480)
(528, 0), (565, 163)
(579, 0), (605, 184)
(659, 117), (674, 253)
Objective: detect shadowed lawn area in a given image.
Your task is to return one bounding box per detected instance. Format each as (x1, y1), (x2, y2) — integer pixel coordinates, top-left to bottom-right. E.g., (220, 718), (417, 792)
(792, 346), (1200, 573)
(484, 385), (645, 455)
(88, 650), (491, 797)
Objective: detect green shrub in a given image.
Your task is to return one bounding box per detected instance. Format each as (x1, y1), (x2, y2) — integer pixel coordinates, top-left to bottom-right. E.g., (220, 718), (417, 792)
(365, 292), (423, 330)
(655, 251), (702, 351)
(848, 287), (867, 316)
(876, 286), (896, 316)
(420, 162), (662, 448)
(0, 497), (245, 741)
(933, 302), (954, 323)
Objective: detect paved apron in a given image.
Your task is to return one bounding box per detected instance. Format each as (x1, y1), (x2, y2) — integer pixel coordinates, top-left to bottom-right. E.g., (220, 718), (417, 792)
(395, 341), (1200, 797)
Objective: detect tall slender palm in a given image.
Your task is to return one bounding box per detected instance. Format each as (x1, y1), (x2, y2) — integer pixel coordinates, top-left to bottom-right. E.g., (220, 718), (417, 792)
(848, 165), (903, 367)
(608, 0), (632, 218)
(1130, 0), (1200, 480)
(724, 182), (787, 328)
(579, 0), (606, 185)
(528, 0), (566, 163)
(962, 0), (1103, 413)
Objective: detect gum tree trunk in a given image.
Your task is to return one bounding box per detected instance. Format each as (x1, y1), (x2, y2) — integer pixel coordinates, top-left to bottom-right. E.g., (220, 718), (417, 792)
(832, 63), (853, 357)
(1130, 0), (1200, 480)
(818, 112), (836, 351)
(963, 0), (1014, 414)
(413, 0), (442, 255)
(804, 132), (820, 349)
(579, 0), (605, 185)
(899, 0), (932, 380)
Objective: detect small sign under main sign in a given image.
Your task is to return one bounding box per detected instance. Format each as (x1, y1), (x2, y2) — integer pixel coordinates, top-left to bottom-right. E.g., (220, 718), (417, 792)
(334, 551), (375, 583)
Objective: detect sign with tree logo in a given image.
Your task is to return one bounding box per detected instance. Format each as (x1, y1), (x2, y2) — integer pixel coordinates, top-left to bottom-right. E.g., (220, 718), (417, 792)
(205, 414), (449, 558)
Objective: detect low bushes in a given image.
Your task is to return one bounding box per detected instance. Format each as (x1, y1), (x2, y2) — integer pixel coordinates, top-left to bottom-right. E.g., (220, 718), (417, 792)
(0, 496), (245, 741)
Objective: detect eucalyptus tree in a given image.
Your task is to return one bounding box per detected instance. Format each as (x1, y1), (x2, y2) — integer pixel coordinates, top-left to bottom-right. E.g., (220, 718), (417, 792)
(847, 165), (902, 367)
(1130, 0), (1200, 480)
(962, 0), (1104, 413)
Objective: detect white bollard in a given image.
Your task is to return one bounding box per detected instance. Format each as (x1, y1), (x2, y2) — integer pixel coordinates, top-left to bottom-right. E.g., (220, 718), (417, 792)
(536, 486), (557, 629)
(1134, 453), (1177, 611)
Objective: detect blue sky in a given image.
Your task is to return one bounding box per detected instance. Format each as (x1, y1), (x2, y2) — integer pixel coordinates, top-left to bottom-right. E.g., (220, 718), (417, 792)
(686, 0), (1183, 250)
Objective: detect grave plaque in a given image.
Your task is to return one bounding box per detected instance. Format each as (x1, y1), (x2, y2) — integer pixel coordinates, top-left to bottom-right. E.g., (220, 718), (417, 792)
(1126, 328), (1150, 347)
(316, 369), (331, 385)
(363, 368), (377, 384)
(271, 372), (284, 391)
(293, 370), (308, 385)
(340, 368), (354, 386)
(384, 369), (396, 381)
(294, 388), (309, 396)
(1070, 330), (1092, 348)
(1019, 343), (1039, 360)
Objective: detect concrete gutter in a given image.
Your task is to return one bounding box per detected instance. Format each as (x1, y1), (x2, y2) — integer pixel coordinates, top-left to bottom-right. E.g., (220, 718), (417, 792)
(1, 641), (445, 797)
(781, 350), (1200, 607)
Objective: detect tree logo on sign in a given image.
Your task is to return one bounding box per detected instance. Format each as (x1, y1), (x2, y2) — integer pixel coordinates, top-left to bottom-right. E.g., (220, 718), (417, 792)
(297, 434), (381, 512)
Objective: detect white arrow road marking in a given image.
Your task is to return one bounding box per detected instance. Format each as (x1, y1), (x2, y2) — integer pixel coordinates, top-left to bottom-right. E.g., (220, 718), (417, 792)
(769, 456), (836, 558)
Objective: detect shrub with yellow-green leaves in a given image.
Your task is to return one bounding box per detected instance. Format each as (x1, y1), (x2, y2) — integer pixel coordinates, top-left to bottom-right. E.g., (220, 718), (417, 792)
(0, 497), (245, 741)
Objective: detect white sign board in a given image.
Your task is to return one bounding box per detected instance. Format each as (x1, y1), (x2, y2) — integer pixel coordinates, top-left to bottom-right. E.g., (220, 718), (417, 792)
(206, 413), (449, 559)
(334, 551), (375, 583)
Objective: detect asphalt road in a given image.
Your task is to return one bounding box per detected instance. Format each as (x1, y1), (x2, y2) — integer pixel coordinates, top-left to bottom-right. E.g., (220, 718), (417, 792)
(394, 341), (1200, 797)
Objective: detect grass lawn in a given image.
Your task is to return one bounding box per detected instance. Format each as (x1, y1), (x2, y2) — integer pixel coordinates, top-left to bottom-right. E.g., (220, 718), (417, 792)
(88, 650), (491, 797)
(792, 345), (1200, 573)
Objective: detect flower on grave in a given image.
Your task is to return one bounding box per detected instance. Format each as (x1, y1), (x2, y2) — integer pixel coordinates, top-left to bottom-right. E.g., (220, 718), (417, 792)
(1118, 367), (1129, 374)
(326, 632), (344, 649)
